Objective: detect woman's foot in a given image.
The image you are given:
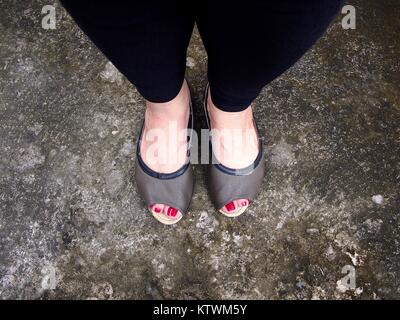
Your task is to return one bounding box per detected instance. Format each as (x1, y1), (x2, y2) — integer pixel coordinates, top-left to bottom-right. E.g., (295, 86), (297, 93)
(207, 91), (259, 215)
(140, 81), (190, 222)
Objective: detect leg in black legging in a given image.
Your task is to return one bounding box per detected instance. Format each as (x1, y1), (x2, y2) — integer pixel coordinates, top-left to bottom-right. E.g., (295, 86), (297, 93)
(196, 0), (342, 214)
(197, 0), (343, 111)
(61, 0), (196, 221)
(60, 0), (194, 103)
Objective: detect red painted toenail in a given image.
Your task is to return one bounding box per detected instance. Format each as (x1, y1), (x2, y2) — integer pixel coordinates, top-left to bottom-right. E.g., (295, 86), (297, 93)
(241, 201), (248, 207)
(167, 207), (177, 217)
(154, 207), (161, 213)
(225, 202), (236, 212)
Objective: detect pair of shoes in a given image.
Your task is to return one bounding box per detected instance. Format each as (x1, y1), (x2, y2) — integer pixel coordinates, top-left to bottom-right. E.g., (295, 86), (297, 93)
(135, 82), (264, 225)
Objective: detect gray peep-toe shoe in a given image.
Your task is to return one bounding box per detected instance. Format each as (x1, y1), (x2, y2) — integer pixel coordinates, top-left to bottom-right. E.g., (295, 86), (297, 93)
(203, 85), (265, 217)
(135, 84), (194, 225)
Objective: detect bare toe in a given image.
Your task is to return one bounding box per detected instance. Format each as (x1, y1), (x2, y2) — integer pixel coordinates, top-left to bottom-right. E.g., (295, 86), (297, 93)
(163, 205), (182, 220)
(236, 198), (250, 209)
(221, 201), (238, 214)
(150, 204), (164, 214)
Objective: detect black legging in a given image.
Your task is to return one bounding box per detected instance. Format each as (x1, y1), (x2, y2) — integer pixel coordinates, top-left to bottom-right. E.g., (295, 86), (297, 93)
(61, 0), (342, 112)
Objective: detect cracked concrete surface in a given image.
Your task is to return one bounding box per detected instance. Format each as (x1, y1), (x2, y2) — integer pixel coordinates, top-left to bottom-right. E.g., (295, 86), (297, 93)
(0, 0), (399, 299)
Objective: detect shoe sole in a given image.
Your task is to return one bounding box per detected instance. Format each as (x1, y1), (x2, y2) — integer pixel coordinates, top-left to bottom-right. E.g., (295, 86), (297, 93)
(219, 205), (248, 218)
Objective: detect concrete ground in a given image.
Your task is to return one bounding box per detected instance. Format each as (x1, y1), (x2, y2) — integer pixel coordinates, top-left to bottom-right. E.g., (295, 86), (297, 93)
(0, 0), (399, 299)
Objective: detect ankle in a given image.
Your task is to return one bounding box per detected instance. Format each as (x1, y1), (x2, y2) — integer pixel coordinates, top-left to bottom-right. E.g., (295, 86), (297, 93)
(207, 91), (252, 127)
(146, 81), (189, 118)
